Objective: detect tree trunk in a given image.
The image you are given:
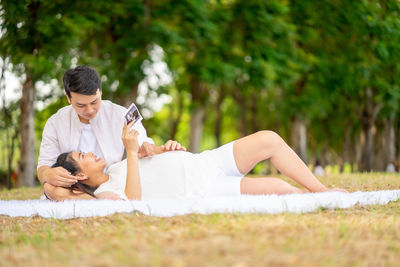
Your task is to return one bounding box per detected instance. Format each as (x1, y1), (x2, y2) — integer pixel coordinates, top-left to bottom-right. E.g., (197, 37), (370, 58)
(233, 90), (248, 137)
(114, 83), (139, 108)
(169, 92), (183, 140)
(340, 126), (351, 173)
(291, 118), (307, 164)
(189, 106), (205, 153)
(215, 86), (225, 147)
(321, 133), (330, 167)
(0, 60), (17, 189)
(189, 78), (207, 153)
(359, 87), (381, 171)
(373, 125), (385, 171)
(396, 116), (400, 168)
(384, 117), (395, 169)
(7, 130), (18, 189)
(127, 84), (139, 107)
(18, 73), (36, 187)
(144, 0), (152, 28)
(250, 92), (259, 133)
(360, 118), (373, 171)
(353, 133), (362, 172)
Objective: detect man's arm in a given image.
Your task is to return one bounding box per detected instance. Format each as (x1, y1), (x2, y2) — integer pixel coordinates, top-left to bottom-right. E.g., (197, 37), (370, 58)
(38, 166), (78, 187)
(138, 141), (186, 158)
(37, 118), (79, 186)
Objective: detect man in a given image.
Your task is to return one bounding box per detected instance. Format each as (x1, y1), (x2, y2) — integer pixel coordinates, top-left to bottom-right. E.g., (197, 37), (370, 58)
(38, 66), (184, 198)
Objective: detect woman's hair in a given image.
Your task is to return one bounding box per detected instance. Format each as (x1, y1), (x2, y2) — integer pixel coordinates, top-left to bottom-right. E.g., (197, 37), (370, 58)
(52, 152), (80, 175)
(52, 152), (96, 197)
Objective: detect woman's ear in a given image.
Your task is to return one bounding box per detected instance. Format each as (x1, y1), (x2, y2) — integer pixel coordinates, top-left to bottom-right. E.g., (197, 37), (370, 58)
(76, 173), (88, 181)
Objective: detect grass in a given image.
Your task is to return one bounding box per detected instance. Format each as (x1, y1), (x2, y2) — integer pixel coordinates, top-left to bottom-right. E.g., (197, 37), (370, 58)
(1, 173), (400, 267)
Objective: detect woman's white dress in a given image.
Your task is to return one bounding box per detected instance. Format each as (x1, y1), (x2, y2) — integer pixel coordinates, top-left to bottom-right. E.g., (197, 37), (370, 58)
(94, 143), (243, 200)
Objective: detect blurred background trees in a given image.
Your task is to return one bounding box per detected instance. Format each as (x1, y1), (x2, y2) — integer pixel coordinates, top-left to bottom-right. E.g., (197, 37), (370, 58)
(1, 0), (400, 187)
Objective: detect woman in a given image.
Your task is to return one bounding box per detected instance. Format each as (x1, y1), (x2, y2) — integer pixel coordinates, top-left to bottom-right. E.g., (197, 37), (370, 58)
(46, 122), (346, 201)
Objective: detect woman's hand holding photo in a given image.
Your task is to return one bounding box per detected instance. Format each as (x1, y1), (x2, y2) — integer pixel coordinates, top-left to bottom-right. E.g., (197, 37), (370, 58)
(122, 121), (139, 155)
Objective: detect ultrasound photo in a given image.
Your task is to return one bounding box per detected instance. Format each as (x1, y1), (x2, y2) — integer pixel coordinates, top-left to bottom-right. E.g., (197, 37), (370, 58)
(124, 103), (142, 125)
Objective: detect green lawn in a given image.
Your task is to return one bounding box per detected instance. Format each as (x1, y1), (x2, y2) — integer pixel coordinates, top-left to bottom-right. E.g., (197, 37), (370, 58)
(1, 173), (400, 267)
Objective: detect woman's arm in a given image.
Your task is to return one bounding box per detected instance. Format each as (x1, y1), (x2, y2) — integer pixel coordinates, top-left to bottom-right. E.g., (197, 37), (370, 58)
(44, 183), (94, 201)
(122, 122), (142, 200)
(125, 151), (141, 199)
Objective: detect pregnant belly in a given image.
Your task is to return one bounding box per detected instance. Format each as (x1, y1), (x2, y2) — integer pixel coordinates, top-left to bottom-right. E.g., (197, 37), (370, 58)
(138, 151), (196, 200)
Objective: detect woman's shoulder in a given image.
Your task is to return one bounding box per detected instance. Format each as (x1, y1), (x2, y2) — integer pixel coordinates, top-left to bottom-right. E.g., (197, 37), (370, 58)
(106, 159), (127, 175)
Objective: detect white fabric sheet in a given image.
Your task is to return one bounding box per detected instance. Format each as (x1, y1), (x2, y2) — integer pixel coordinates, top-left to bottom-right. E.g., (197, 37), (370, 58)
(1, 190), (399, 219)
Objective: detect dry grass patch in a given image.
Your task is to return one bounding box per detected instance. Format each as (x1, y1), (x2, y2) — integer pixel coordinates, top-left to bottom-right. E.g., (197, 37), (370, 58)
(1, 173), (400, 266)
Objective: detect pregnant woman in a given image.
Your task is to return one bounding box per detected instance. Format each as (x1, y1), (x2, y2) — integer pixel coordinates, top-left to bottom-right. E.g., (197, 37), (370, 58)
(45, 122), (346, 201)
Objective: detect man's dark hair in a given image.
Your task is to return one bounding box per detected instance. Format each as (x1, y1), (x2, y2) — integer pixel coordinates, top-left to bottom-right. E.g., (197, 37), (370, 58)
(52, 152), (96, 197)
(63, 66), (102, 98)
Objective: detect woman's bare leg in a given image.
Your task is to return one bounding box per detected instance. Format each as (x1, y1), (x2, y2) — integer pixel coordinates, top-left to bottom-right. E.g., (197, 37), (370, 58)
(233, 131), (327, 193)
(240, 177), (303, 195)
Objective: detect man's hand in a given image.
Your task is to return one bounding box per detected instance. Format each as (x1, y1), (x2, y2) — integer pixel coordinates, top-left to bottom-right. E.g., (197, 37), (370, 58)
(40, 166), (84, 187)
(137, 140), (186, 158)
(138, 142), (156, 158)
(161, 140), (187, 152)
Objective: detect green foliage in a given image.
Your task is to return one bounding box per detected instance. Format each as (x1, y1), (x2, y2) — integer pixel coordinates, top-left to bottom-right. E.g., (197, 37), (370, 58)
(0, 0), (89, 80)
(2, 0), (400, 172)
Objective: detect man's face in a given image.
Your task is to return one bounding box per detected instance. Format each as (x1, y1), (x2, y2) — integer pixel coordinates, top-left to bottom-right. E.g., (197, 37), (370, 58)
(66, 89), (102, 123)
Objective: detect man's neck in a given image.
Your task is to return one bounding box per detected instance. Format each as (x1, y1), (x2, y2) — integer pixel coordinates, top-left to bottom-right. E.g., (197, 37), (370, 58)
(79, 116), (90, 124)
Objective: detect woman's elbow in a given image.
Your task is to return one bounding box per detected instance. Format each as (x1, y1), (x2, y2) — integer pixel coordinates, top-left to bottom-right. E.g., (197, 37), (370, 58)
(44, 183), (68, 201)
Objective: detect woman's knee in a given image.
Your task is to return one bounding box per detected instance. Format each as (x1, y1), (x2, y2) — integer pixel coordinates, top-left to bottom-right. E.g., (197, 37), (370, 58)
(255, 130), (283, 150)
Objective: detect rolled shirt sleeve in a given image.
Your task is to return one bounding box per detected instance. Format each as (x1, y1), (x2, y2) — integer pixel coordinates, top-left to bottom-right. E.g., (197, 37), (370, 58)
(37, 118), (62, 169)
(134, 119), (154, 145)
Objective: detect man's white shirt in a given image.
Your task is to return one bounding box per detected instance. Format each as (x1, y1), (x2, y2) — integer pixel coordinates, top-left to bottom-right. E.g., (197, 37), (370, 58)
(78, 123), (105, 160)
(37, 100), (153, 170)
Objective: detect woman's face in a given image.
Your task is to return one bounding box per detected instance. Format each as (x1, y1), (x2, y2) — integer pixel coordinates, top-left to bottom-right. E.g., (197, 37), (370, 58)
(70, 151), (106, 178)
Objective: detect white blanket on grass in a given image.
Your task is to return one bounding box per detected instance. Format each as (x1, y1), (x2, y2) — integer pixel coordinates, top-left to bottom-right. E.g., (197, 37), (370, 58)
(1, 190), (400, 219)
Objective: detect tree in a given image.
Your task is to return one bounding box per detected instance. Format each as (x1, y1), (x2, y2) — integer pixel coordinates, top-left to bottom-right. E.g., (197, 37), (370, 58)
(0, 58), (20, 189)
(0, 0), (88, 186)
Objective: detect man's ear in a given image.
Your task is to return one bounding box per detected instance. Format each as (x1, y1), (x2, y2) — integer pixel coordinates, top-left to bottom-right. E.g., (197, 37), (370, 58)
(65, 93), (71, 104)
